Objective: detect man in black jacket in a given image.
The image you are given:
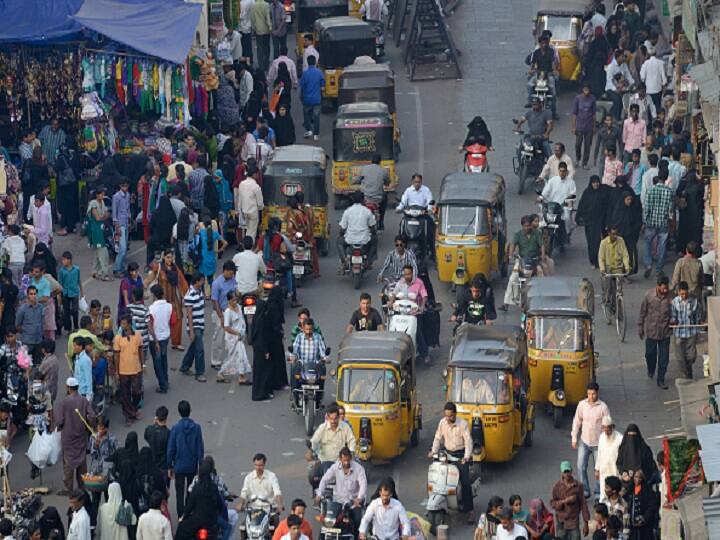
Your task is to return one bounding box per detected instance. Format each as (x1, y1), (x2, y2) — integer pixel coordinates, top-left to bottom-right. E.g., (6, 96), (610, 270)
(144, 406), (170, 481)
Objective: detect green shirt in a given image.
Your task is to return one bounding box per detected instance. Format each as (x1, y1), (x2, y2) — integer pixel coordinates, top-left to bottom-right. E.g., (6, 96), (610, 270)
(250, 0), (272, 35)
(66, 329), (107, 362)
(513, 229), (543, 258)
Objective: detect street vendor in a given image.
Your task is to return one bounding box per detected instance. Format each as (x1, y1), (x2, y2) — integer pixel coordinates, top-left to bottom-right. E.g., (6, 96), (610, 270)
(55, 377), (95, 495)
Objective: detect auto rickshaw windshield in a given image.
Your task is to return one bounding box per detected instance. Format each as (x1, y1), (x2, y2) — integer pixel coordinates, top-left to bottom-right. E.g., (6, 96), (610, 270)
(540, 15), (580, 41)
(451, 369), (510, 405)
(441, 206), (490, 236)
(334, 126), (394, 162)
(339, 368), (398, 403)
(527, 317), (585, 351)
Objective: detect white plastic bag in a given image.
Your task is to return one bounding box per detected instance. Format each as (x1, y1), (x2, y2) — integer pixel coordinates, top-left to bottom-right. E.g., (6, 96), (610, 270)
(47, 430), (62, 466)
(79, 297), (89, 313)
(26, 431), (53, 468)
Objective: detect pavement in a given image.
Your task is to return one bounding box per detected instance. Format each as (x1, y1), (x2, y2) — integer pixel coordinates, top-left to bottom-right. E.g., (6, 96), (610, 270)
(8, 0), (689, 537)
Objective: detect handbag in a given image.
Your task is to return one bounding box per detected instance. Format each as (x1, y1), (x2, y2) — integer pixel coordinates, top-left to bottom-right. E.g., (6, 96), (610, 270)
(115, 501), (134, 527)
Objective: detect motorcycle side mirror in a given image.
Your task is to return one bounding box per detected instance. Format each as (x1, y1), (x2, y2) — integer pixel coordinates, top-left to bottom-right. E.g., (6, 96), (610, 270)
(325, 347), (331, 356)
(535, 186), (543, 195)
(287, 346), (293, 353)
(305, 439), (312, 449)
(429, 200), (435, 206)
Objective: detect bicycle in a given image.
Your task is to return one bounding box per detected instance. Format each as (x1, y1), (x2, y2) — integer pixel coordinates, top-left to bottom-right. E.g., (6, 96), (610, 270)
(602, 273), (627, 342)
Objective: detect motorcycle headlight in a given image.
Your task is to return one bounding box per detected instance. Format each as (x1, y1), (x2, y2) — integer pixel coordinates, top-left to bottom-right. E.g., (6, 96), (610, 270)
(546, 213), (557, 223)
(249, 526), (264, 536)
(523, 142), (533, 152)
(323, 517), (335, 527)
(303, 371), (317, 383)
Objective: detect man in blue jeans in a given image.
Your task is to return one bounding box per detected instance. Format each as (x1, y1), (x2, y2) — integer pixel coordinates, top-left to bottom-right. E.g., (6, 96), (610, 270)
(180, 273), (207, 382)
(570, 382), (610, 499)
(642, 172), (674, 278)
(148, 285), (173, 393)
(300, 55), (324, 141)
(112, 178), (131, 278)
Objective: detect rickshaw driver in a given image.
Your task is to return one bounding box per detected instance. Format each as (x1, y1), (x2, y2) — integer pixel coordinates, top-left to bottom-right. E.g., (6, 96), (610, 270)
(337, 191), (377, 274)
(348, 370), (385, 402)
(396, 174), (435, 258)
(353, 154), (390, 230)
(428, 402), (475, 523)
(542, 319), (574, 350)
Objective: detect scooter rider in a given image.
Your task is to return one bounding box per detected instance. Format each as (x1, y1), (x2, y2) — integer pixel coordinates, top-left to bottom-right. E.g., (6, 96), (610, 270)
(309, 404), (356, 489)
(429, 402), (475, 524)
(540, 161), (577, 249)
(526, 34), (559, 119)
(359, 479), (411, 540)
(396, 174), (435, 259)
(515, 98), (553, 158)
(337, 191), (377, 274)
(451, 273), (496, 326)
(315, 447), (367, 533)
(291, 318), (328, 407)
(237, 453), (284, 512)
(501, 215), (545, 310)
(353, 154), (390, 230)
(377, 235), (418, 284)
(392, 265), (429, 362)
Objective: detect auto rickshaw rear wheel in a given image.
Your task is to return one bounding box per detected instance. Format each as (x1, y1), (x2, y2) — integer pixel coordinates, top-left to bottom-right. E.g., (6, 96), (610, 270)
(524, 427), (533, 447)
(552, 405), (563, 428)
(317, 238), (329, 257)
(410, 428), (419, 447)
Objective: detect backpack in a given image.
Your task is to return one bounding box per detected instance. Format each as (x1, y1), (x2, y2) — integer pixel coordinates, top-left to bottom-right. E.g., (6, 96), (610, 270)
(115, 501), (134, 527)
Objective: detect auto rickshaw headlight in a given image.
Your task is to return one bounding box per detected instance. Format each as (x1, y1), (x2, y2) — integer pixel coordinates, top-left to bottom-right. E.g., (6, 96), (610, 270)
(555, 389), (565, 401)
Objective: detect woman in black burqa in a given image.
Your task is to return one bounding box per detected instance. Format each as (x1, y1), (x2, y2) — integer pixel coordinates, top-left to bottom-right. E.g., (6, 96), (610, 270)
(575, 175), (610, 268)
(610, 190), (643, 274)
(251, 287), (289, 401)
(616, 424), (658, 497)
(108, 432), (141, 515)
(148, 196), (176, 266)
(175, 458), (223, 540)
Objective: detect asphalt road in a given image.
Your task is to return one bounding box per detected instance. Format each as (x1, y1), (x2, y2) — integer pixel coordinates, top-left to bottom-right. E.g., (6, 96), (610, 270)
(9, 0), (685, 537)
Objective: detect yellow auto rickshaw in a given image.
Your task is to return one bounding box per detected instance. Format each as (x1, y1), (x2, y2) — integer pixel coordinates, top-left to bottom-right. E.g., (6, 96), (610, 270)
(295, 0), (348, 61)
(444, 324), (535, 469)
(261, 145), (331, 255)
(335, 332), (422, 466)
(435, 172), (507, 303)
(314, 16), (376, 108)
(331, 101), (397, 208)
(348, 0), (363, 18)
(534, 0), (592, 81)
(522, 276), (597, 428)
(338, 62), (400, 148)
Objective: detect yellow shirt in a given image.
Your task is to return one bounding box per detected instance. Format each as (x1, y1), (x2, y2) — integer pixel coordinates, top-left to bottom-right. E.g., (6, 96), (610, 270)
(113, 333), (142, 375)
(598, 236), (630, 274)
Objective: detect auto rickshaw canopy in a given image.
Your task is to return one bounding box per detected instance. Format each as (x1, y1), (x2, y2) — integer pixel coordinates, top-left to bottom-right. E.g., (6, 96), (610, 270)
(338, 63), (396, 113)
(437, 172), (506, 206)
(315, 16), (376, 68)
(333, 102), (394, 161)
(536, 0), (593, 16)
(523, 276), (595, 318)
(338, 331), (415, 372)
(263, 144), (328, 205)
(449, 324), (524, 371)
(297, 0), (349, 33)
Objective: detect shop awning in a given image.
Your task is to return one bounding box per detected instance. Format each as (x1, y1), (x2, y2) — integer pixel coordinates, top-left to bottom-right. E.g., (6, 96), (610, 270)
(0, 0), (84, 43)
(72, 0), (203, 64)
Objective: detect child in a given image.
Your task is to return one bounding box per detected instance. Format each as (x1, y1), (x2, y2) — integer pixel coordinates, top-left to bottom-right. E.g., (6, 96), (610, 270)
(101, 305), (113, 333)
(38, 339), (59, 402)
(92, 336), (109, 398)
(126, 287), (149, 368)
(89, 300), (102, 336)
(58, 251), (82, 333)
(100, 331), (115, 402)
(72, 337), (93, 401)
(1, 224), (27, 287)
(509, 494), (528, 525)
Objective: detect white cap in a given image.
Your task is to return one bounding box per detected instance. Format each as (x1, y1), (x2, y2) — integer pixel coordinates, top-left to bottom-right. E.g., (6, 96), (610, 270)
(66, 377), (79, 387)
(601, 415), (614, 427)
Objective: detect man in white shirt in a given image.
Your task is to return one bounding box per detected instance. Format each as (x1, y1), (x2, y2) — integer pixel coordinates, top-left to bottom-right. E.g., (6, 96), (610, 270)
(26, 184), (52, 225)
(237, 169), (265, 241)
(233, 236), (267, 295)
(359, 480), (411, 540)
(629, 82), (657, 125)
(496, 508), (528, 540)
(337, 191), (376, 272)
(641, 154), (660, 205)
(590, 4), (606, 30)
(279, 515), (309, 540)
(67, 490), (91, 540)
(538, 142), (575, 183)
(254, 127), (274, 170)
(541, 162), (577, 249)
(239, 0), (255, 61)
(148, 285), (173, 394)
(301, 34), (319, 72)
(359, 0), (388, 22)
(225, 28), (244, 62)
(316, 447), (367, 531)
(596, 416), (623, 504)
(640, 50), (667, 112)
(605, 49), (635, 119)
(137, 491), (173, 540)
(396, 174), (435, 257)
(238, 453), (284, 511)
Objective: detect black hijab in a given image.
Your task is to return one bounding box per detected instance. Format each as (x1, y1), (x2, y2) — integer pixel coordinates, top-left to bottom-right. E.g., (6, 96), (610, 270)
(616, 423), (658, 479)
(610, 190), (643, 238)
(150, 195), (177, 244)
(576, 177), (610, 227)
(272, 109), (296, 147)
(32, 243), (58, 279)
(203, 175), (220, 218)
(464, 116), (492, 147)
(40, 506), (66, 540)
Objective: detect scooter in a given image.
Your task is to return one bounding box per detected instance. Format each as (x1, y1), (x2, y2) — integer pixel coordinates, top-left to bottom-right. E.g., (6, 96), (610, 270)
(346, 245), (369, 290)
(288, 346), (331, 436)
(398, 205), (431, 263)
(238, 496), (277, 540)
(387, 291), (419, 348)
(426, 450), (480, 529)
(292, 232), (313, 287)
(512, 122), (549, 195)
(463, 142), (489, 173)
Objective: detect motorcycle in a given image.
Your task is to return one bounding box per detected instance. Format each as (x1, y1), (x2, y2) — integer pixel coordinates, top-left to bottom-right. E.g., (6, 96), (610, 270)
(426, 450), (480, 529)
(345, 244), (369, 290)
(398, 205), (431, 263)
(288, 347), (331, 436)
(512, 123), (548, 196)
(532, 70), (553, 111)
(463, 142), (489, 173)
(537, 192), (576, 257)
(238, 496), (277, 540)
(387, 291), (419, 348)
(367, 20), (385, 58)
(508, 255), (539, 306)
(2, 361), (28, 427)
(292, 232), (313, 287)
(318, 489), (357, 540)
(452, 300), (486, 334)
(241, 292), (259, 331)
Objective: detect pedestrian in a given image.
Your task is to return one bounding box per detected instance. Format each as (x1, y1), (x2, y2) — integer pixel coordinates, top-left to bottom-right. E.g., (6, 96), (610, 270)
(148, 285), (173, 394)
(55, 377), (95, 495)
(144, 405), (170, 475)
(495, 507), (527, 540)
(167, 400), (205, 517)
(583, 27), (610, 98)
(251, 0), (272, 71)
(117, 262), (144, 323)
(575, 175), (609, 268)
(627, 471), (657, 540)
(239, 0), (255, 63)
(594, 114), (622, 175)
(38, 339), (59, 401)
(679, 171), (705, 251)
(270, 0), (289, 59)
(180, 272), (207, 382)
(32, 193), (52, 247)
(96, 482), (135, 540)
(188, 155), (209, 212)
(58, 251), (82, 333)
(220, 291), (252, 384)
(301, 34), (319, 72)
(108, 432), (141, 515)
(671, 241), (704, 300)
(550, 461), (590, 540)
(603, 476), (628, 521)
(15, 285), (44, 354)
(137, 447), (169, 512)
(671, 281), (701, 379)
(38, 117), (67, 166)
(210, 260), (238, 370)
(300, 56), (324, 141)
(622, 104), (646, 163)
(26, 147), (50, 219)
(137, 491), (172, 540)
(126, 287), (150, 367)
(113, 315), (143, 425)
(149, 250), (188, 351)
(601, 147), (624, 187)
(524, 498), (554, 540)
(610, 190), (643, 274)
(67, 490), (91, 540)
(595, 416), (623, 505)
(624, 149), (647, 195)
(148, 196), (176, 267)
(571, 382), (610, 499)
(196, 219), (228, 294)
(176, 459), (224, 540)
(638, 275), (672, 388)
(1, 225), (27, 287)
(72, 337), (93, 401)
(250, 287), (287, 400)
(642, 175), (674, 278)
(0, 270), (18, 341)
(640, 50), (667, 112)
(112, 178), (132, 278)
(616, 424), (658, 493)
(474, 496), (503, 540)
(237, 165), (265, 242)
(272, 104), (296, 147)
(86, 187), (111, 281)
(571, 83), (596, 169)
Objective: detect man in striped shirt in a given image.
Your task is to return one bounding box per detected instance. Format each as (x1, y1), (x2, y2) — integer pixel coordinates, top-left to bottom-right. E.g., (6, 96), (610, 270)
(126, 287), (149, 368)
(376, 235), (418, 284)
(671, 281), (701, 379)
(180, 272), (207, 382)
(38, 117), (66, 167)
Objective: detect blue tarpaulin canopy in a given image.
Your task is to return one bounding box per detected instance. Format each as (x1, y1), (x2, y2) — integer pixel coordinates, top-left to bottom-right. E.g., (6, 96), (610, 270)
(72, 0), (203, 63)
(0, 0), (84, 43)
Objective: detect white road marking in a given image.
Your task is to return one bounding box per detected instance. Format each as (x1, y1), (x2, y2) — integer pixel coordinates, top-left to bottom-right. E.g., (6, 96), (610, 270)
(282, 452), (295, 457)
(290, 437), (306, 443)
(217, 417), (230, 448)
(413, 86), (424, 177)
(263, 424), (275, 431)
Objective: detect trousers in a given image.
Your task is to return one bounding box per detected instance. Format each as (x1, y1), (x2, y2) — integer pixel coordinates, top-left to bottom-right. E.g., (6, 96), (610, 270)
(577, 441), (598, 496)
(673, 335), (697, 378)
(448, 449), (474, 513)
(645, 337), (670, 383)
(63, 455), (87, 491)
(303, 104), (321, 135)
(574, 131), (593, 166)
(174, 472), (196, 517)
(150, 339), (170, 392)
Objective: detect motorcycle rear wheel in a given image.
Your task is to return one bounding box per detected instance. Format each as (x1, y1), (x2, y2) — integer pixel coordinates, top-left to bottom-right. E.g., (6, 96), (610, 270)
(304, 398), (316, 436)
(352, 271), (362, 290)
(517, 162), (528, 195)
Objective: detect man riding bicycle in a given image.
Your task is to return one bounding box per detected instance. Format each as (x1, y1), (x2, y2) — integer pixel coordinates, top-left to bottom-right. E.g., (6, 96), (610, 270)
(598, 225), (630, 311)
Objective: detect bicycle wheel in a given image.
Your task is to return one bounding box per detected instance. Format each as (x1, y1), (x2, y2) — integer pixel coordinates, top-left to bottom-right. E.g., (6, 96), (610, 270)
(602, 298), (612, 325)
(616, 294), (627, 342)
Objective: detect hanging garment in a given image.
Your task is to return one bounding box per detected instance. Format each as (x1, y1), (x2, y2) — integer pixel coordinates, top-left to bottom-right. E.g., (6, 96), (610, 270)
(116, 59), (125, 104)
(164, 65), (173, 120)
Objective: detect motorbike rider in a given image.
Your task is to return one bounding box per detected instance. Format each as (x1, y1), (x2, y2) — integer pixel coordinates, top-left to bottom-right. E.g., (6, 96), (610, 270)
(396, 174), (435, 260)
(540, 162), (577, 250)
(429, 402), (475, 523)
(315, 447), (367, 533)
(461, 116), (493, 150)
(291, 318), (328, 407)
(337, 191), (377, 274)
(272, 499), (314, 540)
(353, 154), (390, 231)
(233, 236), (267, 296)
(377, 235), (418, 285)
(359, 478), (411, 540)
(309, 404), (356, 490)
(237, 452), (284, 512)
(526, 34), (559, 119)
(346, 292), (385, 333)
(538, 142), (575, 185)
(515, 97), (553, 158)
(451, 273), (496, 326)
(501, 215), (545, 310)
(598, 225), (630, 310)
(392, 265), (429, 362)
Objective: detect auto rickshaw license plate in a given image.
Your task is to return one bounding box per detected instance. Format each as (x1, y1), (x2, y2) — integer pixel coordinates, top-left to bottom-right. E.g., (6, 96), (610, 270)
(293, 265), (305, 275)
(285, 14), (291, 22)
(243, 306), (256, 315)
